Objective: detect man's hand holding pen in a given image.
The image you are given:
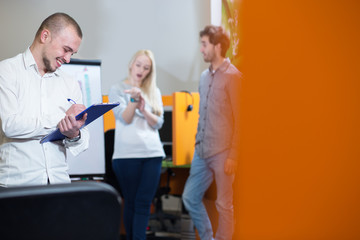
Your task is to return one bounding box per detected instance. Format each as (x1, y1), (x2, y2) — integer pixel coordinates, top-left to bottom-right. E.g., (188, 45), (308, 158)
(58, 100), (88, 139)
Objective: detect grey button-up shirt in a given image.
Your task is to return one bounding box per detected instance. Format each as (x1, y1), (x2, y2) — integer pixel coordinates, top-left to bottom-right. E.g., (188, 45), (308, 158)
(195, 58), (242, 160)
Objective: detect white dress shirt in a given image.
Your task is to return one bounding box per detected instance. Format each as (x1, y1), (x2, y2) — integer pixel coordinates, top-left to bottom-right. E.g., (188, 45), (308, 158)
(0, 48), (89, 187)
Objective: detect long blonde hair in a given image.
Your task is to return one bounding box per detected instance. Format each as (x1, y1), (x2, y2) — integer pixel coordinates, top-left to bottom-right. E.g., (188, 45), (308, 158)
(128, 50), (162, 116)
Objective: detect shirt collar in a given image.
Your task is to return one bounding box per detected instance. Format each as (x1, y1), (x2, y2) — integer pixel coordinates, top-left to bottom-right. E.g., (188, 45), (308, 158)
(209, 57), (231, 74)
(23, 47), (37, 70)
(23, 47), (60, 77)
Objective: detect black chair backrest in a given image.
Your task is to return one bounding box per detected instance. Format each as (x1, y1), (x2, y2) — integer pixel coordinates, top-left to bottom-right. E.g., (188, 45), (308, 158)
(0, 181), (121, 240)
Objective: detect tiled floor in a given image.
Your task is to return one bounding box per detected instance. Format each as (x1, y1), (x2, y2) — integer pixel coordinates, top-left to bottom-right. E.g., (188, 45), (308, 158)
(147, 232), (181, 239)
(120, 233), (181, 240)
(119, 205), (195, 239)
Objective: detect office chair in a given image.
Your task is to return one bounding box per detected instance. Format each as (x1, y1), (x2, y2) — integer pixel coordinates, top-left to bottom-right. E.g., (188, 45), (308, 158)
(104, 129), (122, 196)
(0, 181), (121, 240)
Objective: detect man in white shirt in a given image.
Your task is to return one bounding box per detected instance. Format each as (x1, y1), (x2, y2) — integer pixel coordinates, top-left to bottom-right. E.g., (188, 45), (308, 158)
(0, 12), (89, 187)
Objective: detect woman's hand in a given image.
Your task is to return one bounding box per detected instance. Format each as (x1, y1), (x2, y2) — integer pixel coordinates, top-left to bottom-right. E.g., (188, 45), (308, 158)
(122, 87), (142, 124)
(124, 87), (141, 101)
(138, 96), (146, 113)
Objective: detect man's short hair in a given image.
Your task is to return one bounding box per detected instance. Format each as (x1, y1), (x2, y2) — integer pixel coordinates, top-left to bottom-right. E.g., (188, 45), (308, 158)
(35, 12), (82, 39)
(200, 25), (230, 57)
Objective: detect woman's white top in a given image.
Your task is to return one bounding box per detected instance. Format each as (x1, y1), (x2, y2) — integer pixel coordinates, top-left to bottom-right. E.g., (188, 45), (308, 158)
(108, 82), (165, 159)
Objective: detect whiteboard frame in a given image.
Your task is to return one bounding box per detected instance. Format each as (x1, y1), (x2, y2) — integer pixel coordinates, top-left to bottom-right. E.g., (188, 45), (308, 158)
(60, 59), (106, 179)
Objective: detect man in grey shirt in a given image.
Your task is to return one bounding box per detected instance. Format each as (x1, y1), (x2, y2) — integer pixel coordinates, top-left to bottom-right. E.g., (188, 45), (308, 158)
(182, 25), (242, 240)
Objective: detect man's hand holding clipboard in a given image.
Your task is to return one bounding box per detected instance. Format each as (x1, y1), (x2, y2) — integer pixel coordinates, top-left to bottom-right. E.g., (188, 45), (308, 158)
(58, 101), (88, 140)
(40, 101), (120, 144)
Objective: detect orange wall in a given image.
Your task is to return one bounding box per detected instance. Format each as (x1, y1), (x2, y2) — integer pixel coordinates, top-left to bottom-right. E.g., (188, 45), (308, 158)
(235, 1), (360, 239)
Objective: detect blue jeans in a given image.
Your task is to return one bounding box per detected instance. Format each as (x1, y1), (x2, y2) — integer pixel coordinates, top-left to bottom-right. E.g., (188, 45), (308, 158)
(112, 157), (163, 240)
(182, 150), (235, 240)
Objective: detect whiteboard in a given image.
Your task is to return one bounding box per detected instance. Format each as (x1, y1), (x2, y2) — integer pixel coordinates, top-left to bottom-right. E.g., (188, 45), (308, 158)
(60, 59), (105, 178)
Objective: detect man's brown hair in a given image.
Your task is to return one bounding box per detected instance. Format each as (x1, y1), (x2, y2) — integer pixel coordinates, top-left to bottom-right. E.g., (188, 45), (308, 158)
(35, 12), (82, 39)
(200, 25), (230, 57)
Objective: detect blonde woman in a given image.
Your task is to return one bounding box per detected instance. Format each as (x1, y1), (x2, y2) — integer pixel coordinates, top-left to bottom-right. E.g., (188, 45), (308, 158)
(109, 50), (165, 240)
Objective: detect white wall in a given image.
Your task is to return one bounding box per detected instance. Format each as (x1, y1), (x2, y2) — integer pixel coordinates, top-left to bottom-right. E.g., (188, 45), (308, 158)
(0, 0), (210, 95)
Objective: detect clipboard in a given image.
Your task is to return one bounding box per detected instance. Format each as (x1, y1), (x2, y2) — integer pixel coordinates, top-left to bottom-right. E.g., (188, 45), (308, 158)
(40, 102), (119, 144)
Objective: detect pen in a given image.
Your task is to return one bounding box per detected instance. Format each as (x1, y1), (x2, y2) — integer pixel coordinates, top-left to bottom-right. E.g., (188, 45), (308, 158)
(67, 98), (77, 104)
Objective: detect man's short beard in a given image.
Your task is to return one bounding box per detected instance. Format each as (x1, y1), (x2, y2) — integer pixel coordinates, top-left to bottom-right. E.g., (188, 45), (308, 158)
(203, 56), (212, 63)
(43, 57), (55, 73)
